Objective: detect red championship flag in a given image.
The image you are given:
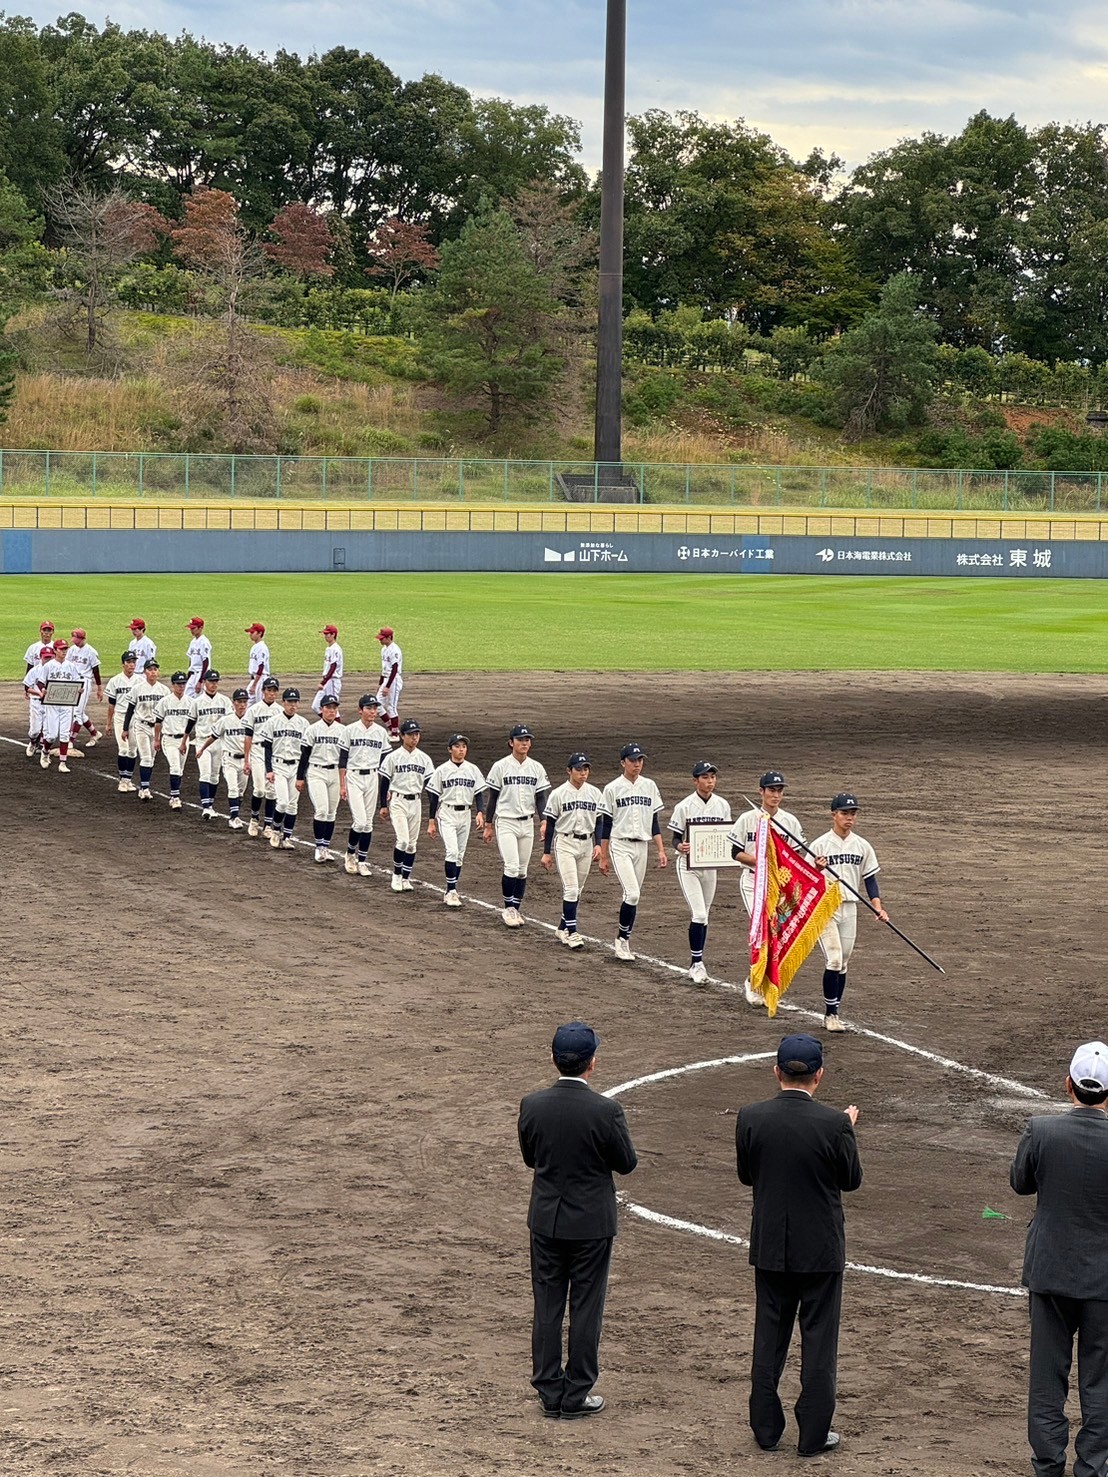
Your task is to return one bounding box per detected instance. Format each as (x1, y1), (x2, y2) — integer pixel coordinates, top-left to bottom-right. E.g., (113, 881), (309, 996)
(748, 815), (842, 1017)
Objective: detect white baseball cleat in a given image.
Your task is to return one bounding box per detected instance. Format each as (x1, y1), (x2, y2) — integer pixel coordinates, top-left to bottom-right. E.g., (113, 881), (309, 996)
(58, 761), (70, 773)
(262, 826), (274, 840)
(357, 861), (372, 877)
(201, 808), (215, 820)
(444, 890), (462, 907)
(228, 817), (244, 830)
(39, 752), (50, 769)
(26, 742), (35, 757)
(85, 735), (98, 748)
(121, 780), (136, 792)
(279, 837), (295, 850)
(390, 875), (405, 892)
(169, 797), (182, 810)
(248, 820), (260, 838)
(139, 788), (152, 802)
(613, 937), (634, 962)
(566, 934), (584, 950)
(344, 853), (359, 874)
(690, 961), (709, 985)
(824, 1014), (846, 1032)
(117, 779), (128, 792)
(66, 747), (84, 760)
(269, 831), (282, 849)
(556, 926), (569, 944)
(743, 980), (763, 1007)
(401, 878), (414, 891)
(501, 907), (516, 926)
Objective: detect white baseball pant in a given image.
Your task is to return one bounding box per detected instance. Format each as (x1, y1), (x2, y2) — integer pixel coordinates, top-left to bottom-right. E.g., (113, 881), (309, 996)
(609, 837), (648, 905)
(27, 695), (44, 741)
(677, 859), (717, 924)
(184, 672), (204, 700)
(436, 806), (473, 864)
(495, 815), (534, 878)
(377, 677), (402, 722)
(131, 722), (157, 768)
(346, 770), (378, 833)
(307, 766), (341, 822)
(160, 736), (188, 777)
(554, 834), (594, 901)
(818, 903), (859, 972)
(113, 709), (136, 759)
(273, 761), (301, 816)
(739, 870), (756, 917)
(42, 704), (74, 746)
(389, 794), (422, 852)
(74, 677), (93, 728)
(221, 754), (247, 799)
(312, 679), (342, 715)
(249, 751), (276, 803)
(196, 741), (223, 787)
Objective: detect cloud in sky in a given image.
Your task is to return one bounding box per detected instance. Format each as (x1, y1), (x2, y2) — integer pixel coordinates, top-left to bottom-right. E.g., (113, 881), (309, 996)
(23, 0), (1108, 168)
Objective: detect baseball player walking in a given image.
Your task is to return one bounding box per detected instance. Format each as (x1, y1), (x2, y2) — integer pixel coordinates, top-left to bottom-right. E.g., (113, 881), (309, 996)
(263, 689), (311, 849)
(598, 744), (667, 961)
(426, 735), (487, 905)
(375, 627), (403, 740)
(122, 658), (169, 799)
(37, 638), (84, 773)
(379, 719), (434, 890)
(24, 621), (55, 672)
(105, 651), (138, 789)
(669, 761), (733, 985)
(342, 694), (391, 875)
(809, 794), (888, 1031)
(127, 619), (156, 673)
(542, 754), (604, 948)
(183, 617), (212, 698)
(23, 642), (53, 757)
(298, 694), (350, 862)
(729, 771), (807, 1005)
(196, 688), (251, 828)
(66, 628), (103, 747)
(185, 671), (232, 818)
(243, 678), (282, 836)
(245, 623), (271, 699)
(483, 725), (550, 927)
(314, 625), (343, 714)
(152, 671), (193, 809)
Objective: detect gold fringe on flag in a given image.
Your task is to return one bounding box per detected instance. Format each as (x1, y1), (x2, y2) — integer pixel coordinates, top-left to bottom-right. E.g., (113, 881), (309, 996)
(749, 829), (842, 1018)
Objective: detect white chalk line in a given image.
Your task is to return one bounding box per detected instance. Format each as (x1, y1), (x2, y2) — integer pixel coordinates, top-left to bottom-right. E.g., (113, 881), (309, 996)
(604, 1051), (1028, 1298)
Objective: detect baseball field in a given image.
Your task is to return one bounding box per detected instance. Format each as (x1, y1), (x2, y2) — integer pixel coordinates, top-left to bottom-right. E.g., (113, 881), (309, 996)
(1, 571), (1103, 1476)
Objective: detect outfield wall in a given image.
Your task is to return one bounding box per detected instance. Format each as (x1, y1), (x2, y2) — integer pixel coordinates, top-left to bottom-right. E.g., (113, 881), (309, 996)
(2, 502), (1107, 577)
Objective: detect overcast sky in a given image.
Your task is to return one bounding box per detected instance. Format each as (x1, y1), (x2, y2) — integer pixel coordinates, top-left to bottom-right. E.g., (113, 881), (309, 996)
(31, 0), (1108, 170)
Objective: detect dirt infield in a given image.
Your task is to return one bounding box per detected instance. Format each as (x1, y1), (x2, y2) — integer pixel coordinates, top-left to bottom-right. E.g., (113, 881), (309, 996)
(2, 669), (1105, 1477)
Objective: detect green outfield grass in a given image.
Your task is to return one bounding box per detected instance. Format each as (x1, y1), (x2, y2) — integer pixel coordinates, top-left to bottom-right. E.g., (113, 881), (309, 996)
(1, 573), (1105, 679)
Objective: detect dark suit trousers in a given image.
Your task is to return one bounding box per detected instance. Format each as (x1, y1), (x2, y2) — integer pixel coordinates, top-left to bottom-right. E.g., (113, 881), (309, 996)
(530, 1232), (613, 1410)
(1029, 1293), (1108, 1477)
(750, 1268), (843, 1453)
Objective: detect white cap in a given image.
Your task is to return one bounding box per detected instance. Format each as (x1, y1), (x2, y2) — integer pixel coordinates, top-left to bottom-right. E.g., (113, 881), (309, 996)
(1069, 1041), (1108, 1092)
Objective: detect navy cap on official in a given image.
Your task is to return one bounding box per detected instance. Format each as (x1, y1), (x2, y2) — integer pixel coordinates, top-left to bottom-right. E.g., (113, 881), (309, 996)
(692, 760), (718, 777)
(831, 793), (859, 811)
(171, 671), (188, 684)
(321, 694), (340, 708)
(399, 718), (421, 734)
(568, 752), (591, 769)
(448, 733), (469, 747)
(760, 770), (786, 789)
(620, 742), (647, 761)
(552, 1021), (600, 1059)
(510, 723), (534, 739)
(358, 693), (381, 708)
(232, 688), (249, 702)
(283, 686), (300, 701)
(777, 1034), (824, 1076)
(204, 669), (221, 683)
(262, 677), (280, 692)
(122, 650), (137, 663)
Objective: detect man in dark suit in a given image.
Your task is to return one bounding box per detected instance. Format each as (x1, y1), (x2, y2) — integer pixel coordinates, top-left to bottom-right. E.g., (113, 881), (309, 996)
(1011, 1040), (1108, 1477)
(518, 1020), (638, 1419)
(736, 1033), (862, 1457)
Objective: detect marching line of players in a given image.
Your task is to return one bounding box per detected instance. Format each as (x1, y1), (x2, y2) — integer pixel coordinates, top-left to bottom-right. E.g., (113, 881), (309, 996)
(21, 636), (891, 1029)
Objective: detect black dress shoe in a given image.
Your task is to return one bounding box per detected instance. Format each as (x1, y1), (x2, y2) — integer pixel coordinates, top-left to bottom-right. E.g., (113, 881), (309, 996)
(541, 1404), (561, 1418)
(798, 1431), (840, 1456)
(561, 1394), (605, 1419)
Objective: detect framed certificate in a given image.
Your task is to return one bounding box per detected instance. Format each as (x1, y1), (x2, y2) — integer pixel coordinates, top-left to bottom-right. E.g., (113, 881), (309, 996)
(43, 679), (83, 707)
(687, 818), (742, 870)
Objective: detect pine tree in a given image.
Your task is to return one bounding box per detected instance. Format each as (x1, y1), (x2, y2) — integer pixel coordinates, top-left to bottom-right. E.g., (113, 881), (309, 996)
(817, 274), (940, 437)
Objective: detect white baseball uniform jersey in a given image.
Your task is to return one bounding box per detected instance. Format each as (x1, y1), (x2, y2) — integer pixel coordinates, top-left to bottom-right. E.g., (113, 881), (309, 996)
(313, 642), (343, 713)
(66, 641), (100, 727)
(244, 696), (281, 802)
(265, 711), (311, 818)
(343, 716), (390, 835)
(24, 660), (48, 740)
(809, 827), (880, 972)
(544, 780), (604, 902)
(38, 657), (83, 745)
(377, 641), (403, 720)
(190, 690), (233, 785)
(130, 634), (156, 672)
(25, 639), (50, 668)
(428, 758), (487, 864)
(215, 710), (250, 799)
(380, 744), (434, 851)
(601, 773), (665, 908)
(185, 635), (212, 697)
(729, 806), (807, 916)
(301, 717), (349, 822)
(154, 689), (193, 777)
(486, 753), (550, 879)
(670, 789), (733, 925)
(247, 640), (271, 693)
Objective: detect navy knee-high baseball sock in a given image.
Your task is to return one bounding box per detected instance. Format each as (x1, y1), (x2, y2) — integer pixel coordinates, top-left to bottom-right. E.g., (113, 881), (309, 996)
(313, 819), (325, 843)
(283, 813), (296, 837)
(619, 902), (637, 938)
(139, 764), (153, 787)
(445, 860), (460, 891)
(690, 921), (707, 963)
(347, 826), (359, 855)
(401, 850), (416, 878)
(117, 754), (126, 779)
(835, 971), (848, 1007)
(357, 831), (373, 863)
(515, 876), (527, 906)
(501, 873), (515, 908)
(251, 794), (263, 818)
(229, 793), (241, 819)
(562, 898), (579, 932)
(324, 820), (336, 844)
(823, 969), (840, 1015)
(272, 810), (285, 833)
(393, 847), (404, 876)
(265, 798), (276, 825)
(170, 773), (182, 797)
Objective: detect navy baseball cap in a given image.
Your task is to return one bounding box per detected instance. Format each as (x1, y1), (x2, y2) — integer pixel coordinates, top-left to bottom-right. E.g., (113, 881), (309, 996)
(283, 687), (301, 701)
(122, 650), (137, 663)
(552, 1021), (599, 1058)
(777, 1034), (824, 1075)
(145, 658), (160, 669)
(262, 677), (280, 691)
(171, 671), (189, 684)
(568, 752), (591, 769)
(692, 760), (718, 777)
(448, 733), (469, 747)
(358, 693), (381, 708)
(232, 688), (249, 701)
(760, 770), (786, 788)
(400, 718), (421, 735)
(204, 670), (221, 683)
(620, 743), (647, 760)
(831, 793), (859, 811)
(321, 694), (340, 708)
(510, 724), (534, 739)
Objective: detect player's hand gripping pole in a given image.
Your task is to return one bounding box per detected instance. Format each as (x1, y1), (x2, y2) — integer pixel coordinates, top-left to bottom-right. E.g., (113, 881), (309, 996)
(741, 795), (945, 976)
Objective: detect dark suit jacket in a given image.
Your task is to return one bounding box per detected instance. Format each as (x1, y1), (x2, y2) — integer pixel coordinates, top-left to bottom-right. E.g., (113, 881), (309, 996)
(518, 1078), (638, 1240)
(736, 1089), (863, 1274)
(1011, 1107), (1108, 1299)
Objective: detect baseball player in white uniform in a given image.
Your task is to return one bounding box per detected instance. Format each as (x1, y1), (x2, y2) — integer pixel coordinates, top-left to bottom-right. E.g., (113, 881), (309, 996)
(245, 623), (271, 699)
(243, 677), (282, 837)
(37, 638), (85, 773)
(196, 688), (250, 828)
(152, 671), (193, 809)
(66, 628), (103, 746)
(483, 725), (550, 927)
(426, 735), (487, 906)
(379, 719), (434, 890)
(24, 621), (55, 670)
(598, 743), (667, 960)
(121, 658), (168, 799)
(314, 625), (343, 714)
(105, 651), (138, 789)
(185, 671), (233, 818)
(342, 695), (391, 875)
(23, 642), (53, 757)
(541, 753), (604, 948)
(810, 793), (888, 1031)
(298, 694), (349, 862)
(669, 761), (733, 984)
(728, 770), (807, 1005)
(183, 617), (212, 698)
(127, 618), (156, 673)
(375, 626), (403, 740)
(263, 689), (311, 849)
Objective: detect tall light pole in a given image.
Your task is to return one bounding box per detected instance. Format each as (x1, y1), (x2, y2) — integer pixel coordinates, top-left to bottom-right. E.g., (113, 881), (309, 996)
(593, 0), (626, 471)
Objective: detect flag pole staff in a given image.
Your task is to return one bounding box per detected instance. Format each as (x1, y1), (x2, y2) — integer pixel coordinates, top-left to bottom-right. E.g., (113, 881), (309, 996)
(741, 795), (945, 976)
